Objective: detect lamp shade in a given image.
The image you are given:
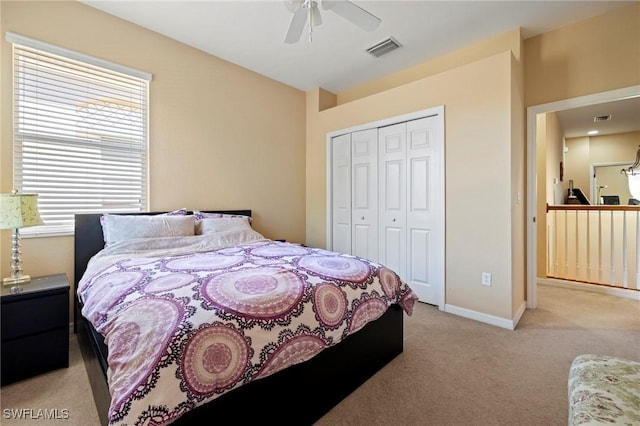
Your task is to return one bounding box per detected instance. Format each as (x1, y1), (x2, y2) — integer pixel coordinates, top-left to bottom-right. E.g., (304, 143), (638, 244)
(628, 174), (640, 201)
(0, 192), (44, 229)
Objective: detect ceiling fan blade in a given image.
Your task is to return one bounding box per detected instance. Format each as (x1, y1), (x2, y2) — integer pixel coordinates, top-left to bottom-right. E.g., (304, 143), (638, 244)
(323, 0), (380, 31)
(284, 0), (303, 13)
(285, 7), (308, 44)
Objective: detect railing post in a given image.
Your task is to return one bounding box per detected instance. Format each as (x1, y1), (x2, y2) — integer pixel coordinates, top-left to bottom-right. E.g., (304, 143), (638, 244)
(636, 210), (640, 290)
(610, 210), (615, 286)
(553, 210), (559, 277)
(586, 210), (591, 282)
(623, 210), (628, 288)
(598, 210), (603, 284)
(564, 210), (569, 278)
(575, 210), (580, 279)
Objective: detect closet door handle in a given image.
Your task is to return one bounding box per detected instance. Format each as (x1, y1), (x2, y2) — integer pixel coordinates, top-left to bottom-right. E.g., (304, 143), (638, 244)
(392, 218), (396, 222)
(361, 216), (365, 220)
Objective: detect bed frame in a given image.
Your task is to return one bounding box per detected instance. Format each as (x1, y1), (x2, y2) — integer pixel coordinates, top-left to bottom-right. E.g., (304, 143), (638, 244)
(74, 211), (404, 425)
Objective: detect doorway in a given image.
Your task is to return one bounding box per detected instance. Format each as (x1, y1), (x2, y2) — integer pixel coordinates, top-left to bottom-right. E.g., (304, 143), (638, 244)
(526, 85), (640, 308)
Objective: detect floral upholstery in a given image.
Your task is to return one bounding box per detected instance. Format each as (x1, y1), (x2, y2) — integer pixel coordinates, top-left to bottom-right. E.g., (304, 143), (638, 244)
(568, 354), (640, 425)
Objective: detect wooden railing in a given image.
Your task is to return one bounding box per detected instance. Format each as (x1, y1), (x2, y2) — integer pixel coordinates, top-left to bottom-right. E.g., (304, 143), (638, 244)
(546, 204), (640, 291)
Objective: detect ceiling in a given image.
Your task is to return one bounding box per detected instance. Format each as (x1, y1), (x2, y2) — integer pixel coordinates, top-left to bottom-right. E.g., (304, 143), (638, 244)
(81, 0), (639, 138)
(556, 96), (640, 139)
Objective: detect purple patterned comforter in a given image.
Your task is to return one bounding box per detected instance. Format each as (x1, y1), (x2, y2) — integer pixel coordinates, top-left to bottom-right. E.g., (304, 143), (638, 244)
(78, 237), (417, 426)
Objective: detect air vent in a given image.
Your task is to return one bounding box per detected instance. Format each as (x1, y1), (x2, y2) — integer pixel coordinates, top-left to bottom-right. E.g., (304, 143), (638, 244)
(593, 114), (612, 122)
(366, 37), (401, 58)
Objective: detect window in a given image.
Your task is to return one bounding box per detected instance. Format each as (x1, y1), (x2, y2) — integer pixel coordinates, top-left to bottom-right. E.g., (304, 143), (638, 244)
(8, 33), (152, 237)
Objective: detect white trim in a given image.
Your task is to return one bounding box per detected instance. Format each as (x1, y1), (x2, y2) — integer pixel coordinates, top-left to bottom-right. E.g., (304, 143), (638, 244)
(538, 278), (640, 301)
(444, 302), (526, 330)
(513, 301), (527, 328)
(326, 105), (446, 310)
(326, 136), (333, 250)
(326, 107), (442, 140)
(5, 32), (152, 81)
(526, 85), (640, 310)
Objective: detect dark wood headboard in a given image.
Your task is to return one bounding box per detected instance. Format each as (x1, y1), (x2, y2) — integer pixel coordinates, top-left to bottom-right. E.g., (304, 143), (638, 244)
(73, 210), (252, 292)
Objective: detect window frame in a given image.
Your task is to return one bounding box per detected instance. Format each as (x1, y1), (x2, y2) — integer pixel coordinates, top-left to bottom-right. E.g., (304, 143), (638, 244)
(7, 32), (152, 238)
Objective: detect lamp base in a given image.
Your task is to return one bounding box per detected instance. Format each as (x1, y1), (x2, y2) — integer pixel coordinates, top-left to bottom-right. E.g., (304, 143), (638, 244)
(3, 274), (31, 293)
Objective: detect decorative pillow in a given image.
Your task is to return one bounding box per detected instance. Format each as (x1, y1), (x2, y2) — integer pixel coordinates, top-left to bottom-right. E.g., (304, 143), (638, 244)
(568, 354), (640, 426)
(101, 214), (195, 246)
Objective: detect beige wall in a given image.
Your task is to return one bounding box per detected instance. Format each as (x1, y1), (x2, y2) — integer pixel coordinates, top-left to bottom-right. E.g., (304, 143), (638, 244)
(564, 137), (590, 201)
(0, 1), (306, 321)
(306, 49), (524, 321)
(535, 112), (564, 278)
(546, 113), (565, 205)
(524, 2), (639, 107)
(565, 131), (640, 201)
(510, 37), (526, 319)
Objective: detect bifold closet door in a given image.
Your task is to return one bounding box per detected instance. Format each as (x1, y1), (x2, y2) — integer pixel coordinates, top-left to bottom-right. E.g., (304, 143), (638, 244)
(351, 128), (378, 262)
(331, 133), (351, 255)
(329, 108), (444, 306)
(405, 116), (439, 305)
(378, 122), (407, 279)
(378, 116), (440, 306)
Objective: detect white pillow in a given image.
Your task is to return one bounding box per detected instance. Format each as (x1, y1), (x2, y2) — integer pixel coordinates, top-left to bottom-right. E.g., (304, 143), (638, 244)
(197, 217), (264, 245)
(101, 214), (195, 246)
(197, 216), (251, 234)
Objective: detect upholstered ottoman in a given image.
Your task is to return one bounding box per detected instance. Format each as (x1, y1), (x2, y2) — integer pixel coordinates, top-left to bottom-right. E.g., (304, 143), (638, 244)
(568, 354), (640, 425)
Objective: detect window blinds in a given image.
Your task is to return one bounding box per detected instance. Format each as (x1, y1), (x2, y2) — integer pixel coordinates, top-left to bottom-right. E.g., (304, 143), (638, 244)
(10, 34), (150, 236)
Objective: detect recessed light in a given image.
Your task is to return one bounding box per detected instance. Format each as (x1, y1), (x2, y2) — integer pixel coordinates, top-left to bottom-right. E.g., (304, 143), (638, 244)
(588, 130), (599, 135)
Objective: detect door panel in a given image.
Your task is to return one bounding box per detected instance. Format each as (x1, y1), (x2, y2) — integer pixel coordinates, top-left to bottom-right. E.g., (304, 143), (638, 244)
(382, 226), (404, 276)
(406, 116), (443, 305)
(378, 123), (407, 278)
(385, 160), (403, 210)
(409, 228), (430, 286)
(410, 157), (429, 211)
(332, 134), (351, 254)
(351, 129), (378, 261)
(354, 224), (375, 260)
(353, 164), (372, 210)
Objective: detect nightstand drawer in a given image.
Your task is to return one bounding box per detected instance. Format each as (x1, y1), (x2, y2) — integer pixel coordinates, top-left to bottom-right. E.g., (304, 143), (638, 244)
(1, 291), (68, 341)
(1, 327), (69, 385)
(0, 274), (70, 386)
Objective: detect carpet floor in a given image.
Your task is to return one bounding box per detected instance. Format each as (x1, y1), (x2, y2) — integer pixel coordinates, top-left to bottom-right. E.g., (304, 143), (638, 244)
(1, 284), (638, 425)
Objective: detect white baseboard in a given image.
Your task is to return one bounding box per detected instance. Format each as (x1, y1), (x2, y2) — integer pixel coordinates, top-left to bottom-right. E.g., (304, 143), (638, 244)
(538, 278), (640, 301)
(445, 302), (526, 330)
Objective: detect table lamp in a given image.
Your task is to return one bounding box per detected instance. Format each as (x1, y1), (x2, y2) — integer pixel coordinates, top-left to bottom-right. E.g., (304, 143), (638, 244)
(0, 190), (44, 294)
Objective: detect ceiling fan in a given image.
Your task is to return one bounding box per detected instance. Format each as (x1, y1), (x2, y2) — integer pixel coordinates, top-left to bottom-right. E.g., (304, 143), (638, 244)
(284, 0), (381, 43)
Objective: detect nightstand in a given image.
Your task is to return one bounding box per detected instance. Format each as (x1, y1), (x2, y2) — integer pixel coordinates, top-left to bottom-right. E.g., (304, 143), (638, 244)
(1, 273), (70, 385)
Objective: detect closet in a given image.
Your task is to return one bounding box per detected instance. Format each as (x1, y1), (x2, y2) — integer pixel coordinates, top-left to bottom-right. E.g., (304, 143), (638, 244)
(328, 107), (444, 306)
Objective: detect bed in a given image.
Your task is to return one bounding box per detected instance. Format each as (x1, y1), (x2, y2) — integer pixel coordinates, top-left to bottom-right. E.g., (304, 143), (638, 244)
(74, 210), (416, 426)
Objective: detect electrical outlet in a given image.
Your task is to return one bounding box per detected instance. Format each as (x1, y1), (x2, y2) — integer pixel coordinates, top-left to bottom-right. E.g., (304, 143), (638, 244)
(481, 272), (492, 286)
